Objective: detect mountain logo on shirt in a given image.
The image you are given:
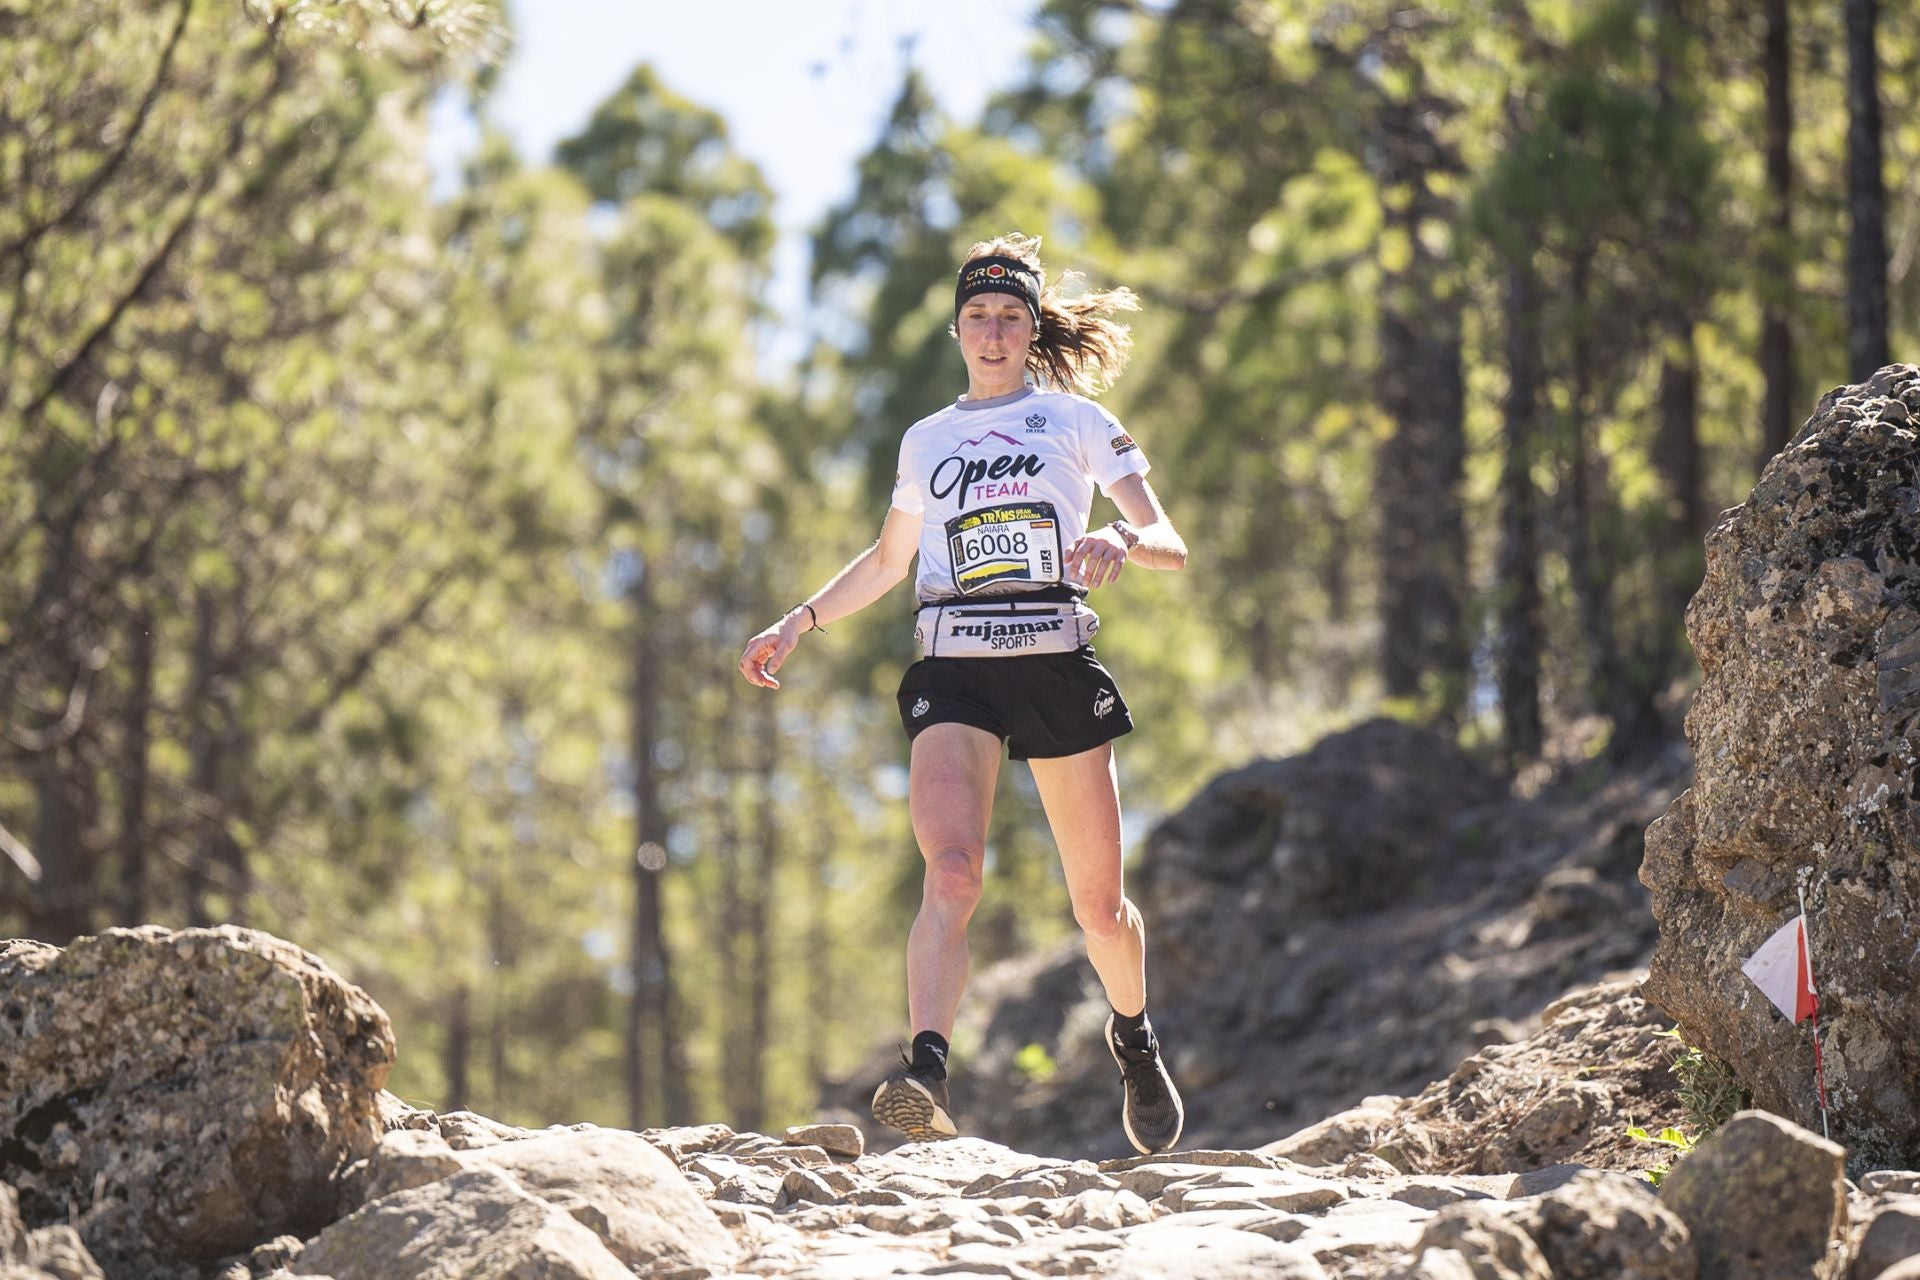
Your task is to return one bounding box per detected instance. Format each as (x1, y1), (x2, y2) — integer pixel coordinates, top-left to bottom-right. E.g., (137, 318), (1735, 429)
(931, 432), (1047, 504)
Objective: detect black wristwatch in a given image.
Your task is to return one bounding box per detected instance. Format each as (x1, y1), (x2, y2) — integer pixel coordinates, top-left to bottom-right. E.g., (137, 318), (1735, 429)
(1108, 519), (1141, 551)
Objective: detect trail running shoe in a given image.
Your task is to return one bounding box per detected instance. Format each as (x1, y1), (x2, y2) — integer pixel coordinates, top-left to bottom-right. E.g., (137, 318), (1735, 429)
(871, 1055), (958, 1142)
(1107, 1014), (1184, 1155)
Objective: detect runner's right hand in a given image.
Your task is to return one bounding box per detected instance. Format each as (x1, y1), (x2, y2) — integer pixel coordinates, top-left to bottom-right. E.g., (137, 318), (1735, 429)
(739, 614), (803, 689)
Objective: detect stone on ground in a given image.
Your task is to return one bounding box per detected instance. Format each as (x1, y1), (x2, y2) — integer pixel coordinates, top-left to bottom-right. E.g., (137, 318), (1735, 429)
(1850, 1198), (1920, 1280)
(1413, 1201), (1553, 1280)
(1518, 1170), (1694, 1280)
(1659, 1110), (1846, 1280)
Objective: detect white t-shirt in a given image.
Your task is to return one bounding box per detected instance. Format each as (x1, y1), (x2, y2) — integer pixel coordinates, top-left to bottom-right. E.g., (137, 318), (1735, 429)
(890, 386), (1151, 604)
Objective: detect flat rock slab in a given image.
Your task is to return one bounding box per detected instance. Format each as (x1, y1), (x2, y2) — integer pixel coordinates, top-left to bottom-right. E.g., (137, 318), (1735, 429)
(1290, 1196), (1435, 1262)
(862, 1139), (1065, 1191)
(1099, 1149), (1284, 1173)
(1389, 1176), (1505, 1209)
(299, 1167), (631, 1280)
(1162, 1175), (1347, 1213)
(1107, 1161), (1312, 1200)
(966, 1163), (1119, 1199)
(1104, 1221), (1329, 1278)
(349, 1125), (738, 1275)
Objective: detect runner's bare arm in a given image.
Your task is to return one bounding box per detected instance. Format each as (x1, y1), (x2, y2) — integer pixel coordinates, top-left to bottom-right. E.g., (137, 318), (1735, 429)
(738, 505), (923, 689)
(1065, 474), (1187, 588)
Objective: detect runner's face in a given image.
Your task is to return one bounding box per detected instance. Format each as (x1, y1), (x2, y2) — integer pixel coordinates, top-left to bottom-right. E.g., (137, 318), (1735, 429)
(956, 292), (1034, 395)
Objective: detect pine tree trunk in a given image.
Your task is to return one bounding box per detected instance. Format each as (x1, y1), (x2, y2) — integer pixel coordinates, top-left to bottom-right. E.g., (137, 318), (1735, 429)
(185, 587), (219, 927)
(444, 983), (471, 1112)
(626, 560), (687, 1127)
(1564, 249), (1621, 720)
(742, 692), (778, 1131)
(1497, 249), (1545, 771)
(805, 812), (831, 1100)
(487, 858), (509, 1111)
(1760, 0), (1797, 462)
(1846, 0), (1889, 379)
(1647, 0), (1703, 736)
(711, 677), (746, 1124)
(117, 602), (155, 925)
(30, 744), (87, 944)
(626, 565), (664, 1129)
(1373, 95), (1468, 723)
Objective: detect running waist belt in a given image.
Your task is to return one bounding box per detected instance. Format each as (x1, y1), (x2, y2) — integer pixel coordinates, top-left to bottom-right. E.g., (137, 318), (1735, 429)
(913, 596), (1099, 657)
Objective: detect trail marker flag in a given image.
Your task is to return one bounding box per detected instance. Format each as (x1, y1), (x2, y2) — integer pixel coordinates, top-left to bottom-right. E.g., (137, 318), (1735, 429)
(1742, 913), (1817, 1023)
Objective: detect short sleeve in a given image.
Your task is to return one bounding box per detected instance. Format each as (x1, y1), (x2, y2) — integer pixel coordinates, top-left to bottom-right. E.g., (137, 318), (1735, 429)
(1085, 406), (1151, 492)
(890, 431), (925, 514)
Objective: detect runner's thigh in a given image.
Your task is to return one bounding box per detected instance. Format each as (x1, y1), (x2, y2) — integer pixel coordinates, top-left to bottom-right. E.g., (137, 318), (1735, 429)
(908, 721), (1003, 861)
(1027, 741), (1124, 910)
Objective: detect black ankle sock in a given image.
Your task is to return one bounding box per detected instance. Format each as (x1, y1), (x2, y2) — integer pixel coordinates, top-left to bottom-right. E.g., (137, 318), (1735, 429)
(1110, 1007), (1152, 1051)
(910, 1030), (949, 1077)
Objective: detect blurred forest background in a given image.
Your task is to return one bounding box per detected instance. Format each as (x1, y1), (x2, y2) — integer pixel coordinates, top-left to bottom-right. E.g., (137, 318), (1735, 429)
(3, 0), (1916, 1133)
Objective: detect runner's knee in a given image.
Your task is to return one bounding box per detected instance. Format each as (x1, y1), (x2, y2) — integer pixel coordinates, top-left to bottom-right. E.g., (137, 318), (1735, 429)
(1073, 895), (1134, 943)
(921, 846), (983, 914)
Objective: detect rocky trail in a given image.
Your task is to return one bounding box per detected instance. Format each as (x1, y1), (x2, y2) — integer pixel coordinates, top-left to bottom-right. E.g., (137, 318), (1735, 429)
(4, 368), (1919, 1278)
(1, 937), (1911, 1280)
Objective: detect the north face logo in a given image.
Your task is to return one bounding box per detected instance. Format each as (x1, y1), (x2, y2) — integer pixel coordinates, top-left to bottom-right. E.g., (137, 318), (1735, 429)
(912, 696), (931, 718)
(1093, 690), (1115, 719)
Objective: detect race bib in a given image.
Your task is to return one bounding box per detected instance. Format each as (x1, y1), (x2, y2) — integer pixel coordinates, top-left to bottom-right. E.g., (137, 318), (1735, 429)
(945, 501), (1063, 595)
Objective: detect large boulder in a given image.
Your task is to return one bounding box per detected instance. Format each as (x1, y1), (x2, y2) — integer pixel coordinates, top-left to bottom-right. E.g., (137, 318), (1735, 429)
(0, 926), (394, 1272)
(1643, 365), (1920, 1168)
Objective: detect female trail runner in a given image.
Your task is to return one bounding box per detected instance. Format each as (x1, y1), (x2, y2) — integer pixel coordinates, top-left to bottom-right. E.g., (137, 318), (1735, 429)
(738, 234), (1188, 1155)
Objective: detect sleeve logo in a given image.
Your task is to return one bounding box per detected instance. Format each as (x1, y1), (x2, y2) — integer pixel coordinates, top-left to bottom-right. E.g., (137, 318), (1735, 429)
(1109, 431), (1138, 455)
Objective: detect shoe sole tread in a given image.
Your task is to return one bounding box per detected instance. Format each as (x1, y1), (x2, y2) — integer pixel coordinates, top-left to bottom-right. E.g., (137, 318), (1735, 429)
(871, 1074), (958, 1142)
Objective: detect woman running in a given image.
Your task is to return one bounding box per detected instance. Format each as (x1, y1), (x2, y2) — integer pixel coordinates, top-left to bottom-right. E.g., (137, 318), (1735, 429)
(738, 234), (1188, 1155)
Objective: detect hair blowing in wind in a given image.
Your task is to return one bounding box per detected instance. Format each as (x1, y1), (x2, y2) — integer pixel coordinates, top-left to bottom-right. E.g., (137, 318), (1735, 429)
(956, 234), (1140, 398)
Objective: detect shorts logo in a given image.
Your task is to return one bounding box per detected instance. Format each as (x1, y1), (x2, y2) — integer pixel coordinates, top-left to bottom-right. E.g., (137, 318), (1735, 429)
(912, 696), (930, 718)
(1025, 413), (1047, 433)
(1093, 689), (1115, 719)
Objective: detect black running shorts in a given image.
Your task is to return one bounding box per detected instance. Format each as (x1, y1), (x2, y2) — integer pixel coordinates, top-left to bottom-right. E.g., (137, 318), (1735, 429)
(896, 647), (1134, 761)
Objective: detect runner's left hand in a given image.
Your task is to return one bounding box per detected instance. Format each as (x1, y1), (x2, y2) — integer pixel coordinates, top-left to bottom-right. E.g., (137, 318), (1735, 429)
(1065, 527), (1129, 590)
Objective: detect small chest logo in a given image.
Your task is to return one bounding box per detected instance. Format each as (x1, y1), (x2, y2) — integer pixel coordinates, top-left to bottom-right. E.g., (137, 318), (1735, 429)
(1093, 689), (1116, 719)
(912, 696), (931, 718)
(1025, 413), (1047, 433)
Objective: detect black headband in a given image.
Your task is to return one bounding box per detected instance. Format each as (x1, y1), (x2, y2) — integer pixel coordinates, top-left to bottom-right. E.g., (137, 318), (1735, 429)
(955, 255), (1041, 328)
